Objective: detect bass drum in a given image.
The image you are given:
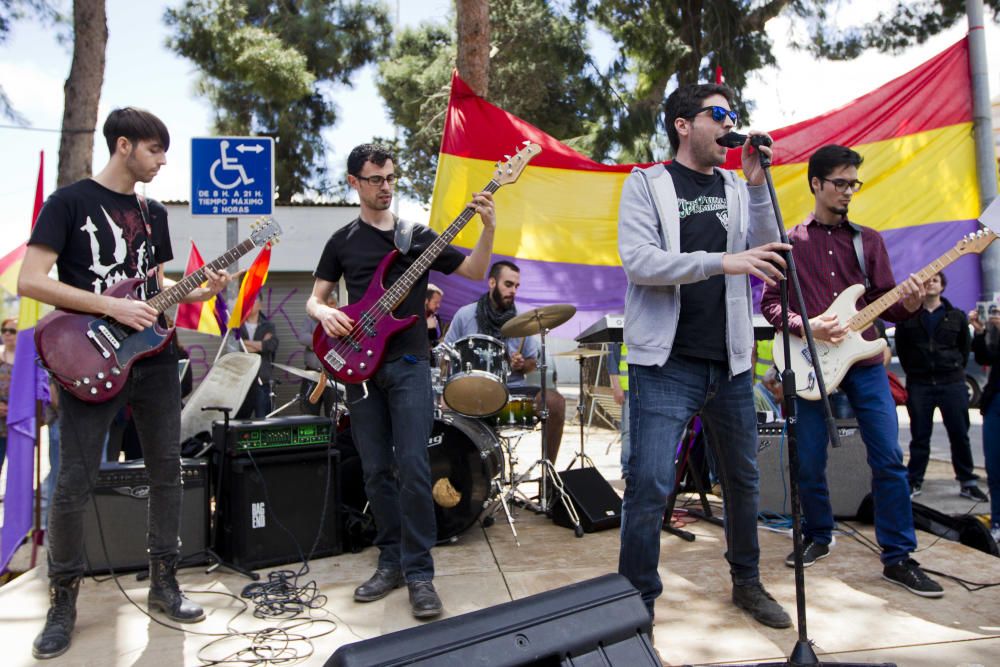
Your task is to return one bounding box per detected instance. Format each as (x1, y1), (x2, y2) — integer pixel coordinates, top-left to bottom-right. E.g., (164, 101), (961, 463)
(428, 412), (503, 541)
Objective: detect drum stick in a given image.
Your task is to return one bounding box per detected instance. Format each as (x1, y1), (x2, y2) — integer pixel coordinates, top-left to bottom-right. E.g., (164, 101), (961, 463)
(309, 372), (328, 404)
(517, 337), (525, 355)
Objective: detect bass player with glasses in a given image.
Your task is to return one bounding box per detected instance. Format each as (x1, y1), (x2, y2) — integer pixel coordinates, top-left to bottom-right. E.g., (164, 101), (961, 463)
(306, 143), (496, 619)
(760, 144), (944, 598)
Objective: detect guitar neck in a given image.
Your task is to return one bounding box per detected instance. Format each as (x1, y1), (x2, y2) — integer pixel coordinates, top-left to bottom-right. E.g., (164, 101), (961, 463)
(848, 242), (967, 332)
(147, 238), (258, 314)
(377, 179), (501, 311)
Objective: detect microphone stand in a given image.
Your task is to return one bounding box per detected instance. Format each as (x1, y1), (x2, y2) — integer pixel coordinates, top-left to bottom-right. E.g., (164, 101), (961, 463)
(731, 138), (890, 667)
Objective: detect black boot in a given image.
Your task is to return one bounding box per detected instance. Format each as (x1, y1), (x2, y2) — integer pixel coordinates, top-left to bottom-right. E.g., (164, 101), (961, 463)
(32, 576), (81, 660)
(148, 555), (205, 623)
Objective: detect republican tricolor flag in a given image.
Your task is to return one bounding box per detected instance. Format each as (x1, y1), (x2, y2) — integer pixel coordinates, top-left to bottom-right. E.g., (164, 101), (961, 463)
(227, 245), (271, 329)
(175, 241), (229, 335)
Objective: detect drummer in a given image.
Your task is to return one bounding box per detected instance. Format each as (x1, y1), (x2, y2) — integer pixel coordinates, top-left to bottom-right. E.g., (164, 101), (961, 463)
(444, 260), (566, 463)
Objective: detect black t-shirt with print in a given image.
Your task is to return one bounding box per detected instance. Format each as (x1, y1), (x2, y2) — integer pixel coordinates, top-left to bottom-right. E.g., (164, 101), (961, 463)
(30, 178), (177, 364)
(668, 160), (729, 363)
(314, 218), (466, 362)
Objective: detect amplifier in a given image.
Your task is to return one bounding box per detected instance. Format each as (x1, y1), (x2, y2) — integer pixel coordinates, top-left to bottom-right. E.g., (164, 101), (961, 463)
(215, 445), (342, 569)
(757, 419), (870, 518)
(213, 415), (333, 454)
(81, 459), (209, 575)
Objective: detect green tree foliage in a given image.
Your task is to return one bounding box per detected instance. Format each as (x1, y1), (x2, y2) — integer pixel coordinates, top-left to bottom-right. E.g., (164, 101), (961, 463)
(165, 0), (391, 200)
(801, 0), (1000, 59)
(377, 0), (609, 203)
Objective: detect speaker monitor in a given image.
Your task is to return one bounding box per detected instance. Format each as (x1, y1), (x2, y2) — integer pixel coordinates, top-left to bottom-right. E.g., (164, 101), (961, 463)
(81, 459), (209, 575)
(216, 445), (342, 570)
(326, 574), (658, 667)
(757, 419), (870, 518)
(551, 467), (623, 533)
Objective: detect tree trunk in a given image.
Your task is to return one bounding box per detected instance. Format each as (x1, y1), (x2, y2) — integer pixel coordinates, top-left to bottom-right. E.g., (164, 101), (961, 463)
(57, 0), (107, 188)
(456, 0), (489, 98)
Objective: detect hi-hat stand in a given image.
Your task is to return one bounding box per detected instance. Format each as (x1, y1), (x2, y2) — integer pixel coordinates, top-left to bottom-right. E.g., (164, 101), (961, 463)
(561, 348), (608, 469)
(726, 134), (888, 667)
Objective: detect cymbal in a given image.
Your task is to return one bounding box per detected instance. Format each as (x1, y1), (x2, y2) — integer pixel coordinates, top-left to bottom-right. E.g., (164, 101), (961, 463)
(273, 362), (325, 384)
(555, 348), (608, 359)
(501, 304), (576, 337)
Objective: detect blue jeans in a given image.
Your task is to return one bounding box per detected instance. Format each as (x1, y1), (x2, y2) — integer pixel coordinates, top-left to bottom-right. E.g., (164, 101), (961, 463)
(797, 363), (916, 565)
(982, 394), (1000, 527)
(619, 355), (761, 613)
(48, 361), (183, 578)
(619, 393), (630, 476)
(905, 380), (977, 486)
(345, 357), (436, 582)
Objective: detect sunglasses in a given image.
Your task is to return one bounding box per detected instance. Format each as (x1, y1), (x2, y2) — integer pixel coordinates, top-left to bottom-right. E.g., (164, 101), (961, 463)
(355, 173), (398, 186)
(688, 105), (739, 125)
(1, 328), (16, 334)
(820, 177), (864, 193)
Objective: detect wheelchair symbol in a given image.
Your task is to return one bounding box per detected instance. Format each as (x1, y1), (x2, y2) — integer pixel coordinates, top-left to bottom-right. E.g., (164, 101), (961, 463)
(210, 140), (256, 189)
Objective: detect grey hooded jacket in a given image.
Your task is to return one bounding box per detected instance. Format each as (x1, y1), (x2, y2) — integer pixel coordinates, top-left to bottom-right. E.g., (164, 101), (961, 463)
(617, 162), (779, 375)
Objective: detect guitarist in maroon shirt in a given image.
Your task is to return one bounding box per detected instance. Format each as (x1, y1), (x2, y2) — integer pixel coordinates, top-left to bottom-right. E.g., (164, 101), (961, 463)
(306, 143), (495, 618)
(18, 108), (230, 660)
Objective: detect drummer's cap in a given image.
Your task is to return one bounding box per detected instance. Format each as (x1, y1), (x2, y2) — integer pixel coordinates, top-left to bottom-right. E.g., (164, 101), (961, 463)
(426, 283), (443, 297)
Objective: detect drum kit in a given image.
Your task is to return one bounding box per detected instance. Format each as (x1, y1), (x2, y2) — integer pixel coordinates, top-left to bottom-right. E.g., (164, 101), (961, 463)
(427, 303), (586, 543)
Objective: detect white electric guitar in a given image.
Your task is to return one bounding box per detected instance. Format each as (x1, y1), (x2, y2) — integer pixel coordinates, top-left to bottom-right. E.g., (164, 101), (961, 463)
(774, 200), (1000, 400)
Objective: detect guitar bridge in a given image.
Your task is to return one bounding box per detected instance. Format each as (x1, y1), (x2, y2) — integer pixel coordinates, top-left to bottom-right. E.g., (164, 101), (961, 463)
(324, 348), (346, 371)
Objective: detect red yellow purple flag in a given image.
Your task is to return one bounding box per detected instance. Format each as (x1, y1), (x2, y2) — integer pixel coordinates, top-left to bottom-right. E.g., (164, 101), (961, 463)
(227, 245), (271, 329)
(428, 39), (983, 336)
(175, 241), (228, 335)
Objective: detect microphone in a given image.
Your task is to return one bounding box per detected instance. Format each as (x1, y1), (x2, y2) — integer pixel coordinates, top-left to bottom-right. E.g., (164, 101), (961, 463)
(716, 131), (772, 149)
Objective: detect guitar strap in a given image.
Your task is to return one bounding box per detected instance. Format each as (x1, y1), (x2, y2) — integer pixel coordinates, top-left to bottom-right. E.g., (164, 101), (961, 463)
(135, 194), (160, 298)
(847, 222), (870, 290)
(393, 214), (414, 254)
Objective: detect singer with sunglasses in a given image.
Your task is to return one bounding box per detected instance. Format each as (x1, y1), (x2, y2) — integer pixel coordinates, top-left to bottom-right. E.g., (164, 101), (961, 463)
(617, 82), (793, 628)
(307, 143), (496, 619)
(760, 144), (944, 598)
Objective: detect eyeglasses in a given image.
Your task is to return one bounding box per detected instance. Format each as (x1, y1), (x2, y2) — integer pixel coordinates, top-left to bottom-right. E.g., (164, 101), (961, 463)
(820, 178), (864, 193)
(687, 105), (739, 125)
(1, 328), (16, 334)
(355, 173), (398, 186)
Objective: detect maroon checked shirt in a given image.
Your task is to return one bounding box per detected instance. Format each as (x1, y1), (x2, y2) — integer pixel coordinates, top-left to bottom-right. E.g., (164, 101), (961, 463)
(760, 214), (918, 368)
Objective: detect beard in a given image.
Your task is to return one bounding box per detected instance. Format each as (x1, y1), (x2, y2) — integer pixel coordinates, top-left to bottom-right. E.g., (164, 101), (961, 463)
(490, 285), (514, 311)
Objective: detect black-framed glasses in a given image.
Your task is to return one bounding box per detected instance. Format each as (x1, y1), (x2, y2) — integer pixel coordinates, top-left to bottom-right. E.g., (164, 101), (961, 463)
(355, 173), (398, 186)
(820, 177), (863, 193)
(1, 328), (16, 334)
(687, 105), (739, 125)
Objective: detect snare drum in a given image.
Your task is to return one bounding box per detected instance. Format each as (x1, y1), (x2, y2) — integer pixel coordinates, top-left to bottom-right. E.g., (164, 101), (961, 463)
(443, 334), (509, 417)
(490, 395), (537, 430)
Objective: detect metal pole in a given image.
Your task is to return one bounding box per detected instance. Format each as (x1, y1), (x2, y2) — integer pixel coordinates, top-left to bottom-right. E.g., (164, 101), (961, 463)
(967, 0), (1000, 297)
(225, 217), (239, 352)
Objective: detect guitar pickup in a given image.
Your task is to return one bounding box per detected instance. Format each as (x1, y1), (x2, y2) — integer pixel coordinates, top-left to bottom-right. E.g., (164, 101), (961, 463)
(86, 329), (112, 359)
(324, 348), (345, 371)
(97, 324), (122, 350)
(363, 322), (377, 337)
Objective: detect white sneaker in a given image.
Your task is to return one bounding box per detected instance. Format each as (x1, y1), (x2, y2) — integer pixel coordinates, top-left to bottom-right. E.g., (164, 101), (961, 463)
(991, 525), (1000, 545)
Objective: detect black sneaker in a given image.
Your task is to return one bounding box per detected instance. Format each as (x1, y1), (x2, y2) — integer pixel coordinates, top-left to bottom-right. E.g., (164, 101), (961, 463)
(909, 483), (922, 498)
(784, 539), (830, 568)
(882, 558), (944, 598)
(959, 485), (988, 502)
(732, 582), (792, 629)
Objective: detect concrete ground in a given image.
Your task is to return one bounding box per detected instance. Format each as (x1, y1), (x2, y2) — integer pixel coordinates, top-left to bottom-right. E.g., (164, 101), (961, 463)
(0, 399), (996, 666)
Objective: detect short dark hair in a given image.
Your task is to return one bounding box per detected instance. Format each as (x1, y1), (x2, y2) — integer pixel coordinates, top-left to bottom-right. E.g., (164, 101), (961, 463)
(103, 107), (170, 155)
(489, 260), (520, 281)
(663, 83), (735, 153)
(934, 272), (947, 289)
(347, 143), (395, 177)
(807, 145), (863, 193)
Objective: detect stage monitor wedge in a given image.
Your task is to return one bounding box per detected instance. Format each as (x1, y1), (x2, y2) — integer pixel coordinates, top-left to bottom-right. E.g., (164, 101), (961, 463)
(326, 574), (657, 667)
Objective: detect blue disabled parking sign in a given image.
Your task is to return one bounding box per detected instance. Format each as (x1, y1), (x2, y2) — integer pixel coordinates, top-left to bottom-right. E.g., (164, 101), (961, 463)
(191, 137), (275, 216)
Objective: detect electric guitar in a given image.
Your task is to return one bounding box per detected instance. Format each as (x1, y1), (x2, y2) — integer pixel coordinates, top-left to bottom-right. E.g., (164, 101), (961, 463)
(773, 224), (998, 400)
(314, 142), (540, 384)
(36, 218), (282, 403)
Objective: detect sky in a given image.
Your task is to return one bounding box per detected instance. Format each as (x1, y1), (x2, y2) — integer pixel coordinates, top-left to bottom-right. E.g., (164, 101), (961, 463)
(1, 0), (998, 264)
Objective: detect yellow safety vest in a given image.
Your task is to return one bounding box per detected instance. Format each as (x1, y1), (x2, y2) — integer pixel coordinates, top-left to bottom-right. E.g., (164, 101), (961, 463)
(754, 339), (773, 384)
(618, 343), (628, 392)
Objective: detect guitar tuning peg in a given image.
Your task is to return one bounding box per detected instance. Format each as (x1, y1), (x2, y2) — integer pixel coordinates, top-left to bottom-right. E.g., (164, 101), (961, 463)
(504, 155), (512, 161)
(522, 140), (530, 145)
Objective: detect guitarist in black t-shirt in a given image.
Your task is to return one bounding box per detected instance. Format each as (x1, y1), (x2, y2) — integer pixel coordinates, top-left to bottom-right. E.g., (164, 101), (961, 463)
(18, 108), (230, 660)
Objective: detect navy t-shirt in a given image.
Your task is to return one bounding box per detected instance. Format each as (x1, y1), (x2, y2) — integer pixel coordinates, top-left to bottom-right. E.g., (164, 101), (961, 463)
(668, 161), (728, 363)
(314, 218), (466, 361)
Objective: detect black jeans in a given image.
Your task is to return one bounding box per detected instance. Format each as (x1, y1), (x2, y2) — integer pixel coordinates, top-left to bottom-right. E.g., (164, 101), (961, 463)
(906, 380), (978, 486)
(48, 361), (183, 577)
